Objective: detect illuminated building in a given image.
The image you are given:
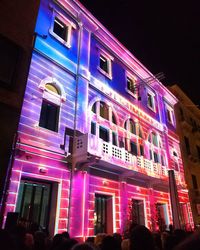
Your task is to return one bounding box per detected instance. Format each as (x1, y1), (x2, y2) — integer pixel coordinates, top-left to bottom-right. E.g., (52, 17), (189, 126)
(170, 85), (200, 227)
(2, 0), (193, 237)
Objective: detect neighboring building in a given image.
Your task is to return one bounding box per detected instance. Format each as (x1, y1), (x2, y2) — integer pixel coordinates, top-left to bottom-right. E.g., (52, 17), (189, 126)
(170, 84), (200, 227)
(2, 0), (193, 237)
(0, 0), (40, 225)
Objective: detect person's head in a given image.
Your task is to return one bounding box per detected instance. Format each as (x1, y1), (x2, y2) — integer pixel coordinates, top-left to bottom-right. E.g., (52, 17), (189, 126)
(129, 225), (155, 250)
(71, 243), (96, 250)
(62, 231), (70, 239)
(101, 235), (121, 250)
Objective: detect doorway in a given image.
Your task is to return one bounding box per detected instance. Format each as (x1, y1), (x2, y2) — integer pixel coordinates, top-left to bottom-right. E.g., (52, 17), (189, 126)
(16, 180), (52, 231)
(94, 193), (113, 234)
(156, 203), (168, 231)
(130, 199), (145, 225)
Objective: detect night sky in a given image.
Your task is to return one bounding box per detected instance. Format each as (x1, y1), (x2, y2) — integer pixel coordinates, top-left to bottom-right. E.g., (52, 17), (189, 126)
(79, 0), (200, 107)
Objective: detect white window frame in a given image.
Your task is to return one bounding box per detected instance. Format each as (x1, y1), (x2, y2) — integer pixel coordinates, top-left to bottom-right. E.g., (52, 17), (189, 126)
(125, 72), (137, 98)
(49, 10), (76, 48)
(165, 103), (175, 126)
(96, 45), (113, 79)
(146, 88), (156, 112)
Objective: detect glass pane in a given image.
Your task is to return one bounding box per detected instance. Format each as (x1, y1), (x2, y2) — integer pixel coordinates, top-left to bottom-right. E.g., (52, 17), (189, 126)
(21, 183), (33, 220)
(100, 102), (109, 120)
(45, 84), (60, 95)
(100, 55), (108, 73)
(53, 17), (68, 41)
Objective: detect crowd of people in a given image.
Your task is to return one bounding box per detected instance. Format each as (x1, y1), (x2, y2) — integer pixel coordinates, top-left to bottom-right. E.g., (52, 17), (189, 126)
(0, 222), (200, 250)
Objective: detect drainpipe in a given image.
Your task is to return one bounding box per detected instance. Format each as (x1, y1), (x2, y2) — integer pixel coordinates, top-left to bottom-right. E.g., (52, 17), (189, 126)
(67, 19), (83, 233)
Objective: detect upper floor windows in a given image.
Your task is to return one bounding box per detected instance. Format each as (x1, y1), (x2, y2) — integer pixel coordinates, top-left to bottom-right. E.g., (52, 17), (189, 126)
(147, 89), (156, 112)
(184, 136), (191, 155)
(165, 102), (175, 126)
(91, 101), (117, 124)
(124, 119), (136, 135)
(148, 132), (160, 147)
(39, 83), (61, 132)
(38, 77), (66, 132)
(126, 73), (137, 98)
(49, 11), (76, 48)
(96, 45), (113, 79)
(100, 101), (109, 120)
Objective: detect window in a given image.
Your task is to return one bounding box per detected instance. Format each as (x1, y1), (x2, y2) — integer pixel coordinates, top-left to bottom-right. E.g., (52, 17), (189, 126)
(161, 155), (165, 166)
(100, 101), (109, 120)
(140, 145), (144, 156)
(49, 12), (76, 48)
(152, 132), (158, 147)
(192, 174), (198, 189)
(53, 17), (68, 41)
(39, 100), (59, 132)
(130, 141), (137, 155)
(112, 132), (117, 146)
(91, 122), (96, 135)
(126, 75), (137, 97)
(125, 119), (136, 135)
(96, 45), (113, 79)
(147, 89), (156, 112)
(197, 146), (200, 160)
(38, 79), (66, 132)
(165, 103), (175, 125)
(153, 151), (159, 163)
(99, 126), (109, 142)
(184, 136), (191, 155)
(100, 55), (109, 73)
(112, 113), (117, 124)
(0, 35), (21, 87)
(179, 107), (184, 121)
(92, 102), (97, 113)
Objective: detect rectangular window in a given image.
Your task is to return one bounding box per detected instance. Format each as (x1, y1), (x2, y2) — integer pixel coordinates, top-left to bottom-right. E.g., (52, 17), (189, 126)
(127, 77), (136, 94)
(97, 49), (113, 79)
(161, 155), (165, 166)
(99, 126), (109, 142)
(0, 35), (21, 87)
(184, 136), (191, 155)
(91, 122), (96, 135)
(192, 174), (198, 189)
(53, 17), (68, 41)
(147, 91), (156, 111)
(112, 132), (117, 146)
(119, 136), (124, 148)
(165, 104), (174, 125)
(153, 152), (159, 163)
(140, 145), (144, 156)
(130, 141), (137, 155)
(197, 146), (200, 160)
(100, 55), (109, 73)
(49, 13), (76, 48)
(39, 100), (59, 132)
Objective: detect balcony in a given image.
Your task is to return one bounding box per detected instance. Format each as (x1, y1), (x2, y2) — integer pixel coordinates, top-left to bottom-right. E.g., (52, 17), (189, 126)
(72, 133), (169, 182)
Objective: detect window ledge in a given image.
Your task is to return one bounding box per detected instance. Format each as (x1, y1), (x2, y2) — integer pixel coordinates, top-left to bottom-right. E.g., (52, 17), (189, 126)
(125, 88), (137, 99)
(97, 66), (112, 80)
(49, 29), (71, 48)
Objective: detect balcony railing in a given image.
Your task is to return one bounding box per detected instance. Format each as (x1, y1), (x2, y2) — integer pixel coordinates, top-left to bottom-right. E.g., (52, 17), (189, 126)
(73, 134), (183, 183)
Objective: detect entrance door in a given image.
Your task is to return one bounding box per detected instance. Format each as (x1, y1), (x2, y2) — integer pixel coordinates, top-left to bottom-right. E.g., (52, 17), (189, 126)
(16, 180), (51, 230)
(94, 194), (113, 234)
(130, 199), (145, 225)
(156, 203), (168, 231)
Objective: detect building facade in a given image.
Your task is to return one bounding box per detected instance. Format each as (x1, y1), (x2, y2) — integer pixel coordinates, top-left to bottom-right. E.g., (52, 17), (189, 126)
(170, 85), (200, 227)
(2, 0), (193, 237)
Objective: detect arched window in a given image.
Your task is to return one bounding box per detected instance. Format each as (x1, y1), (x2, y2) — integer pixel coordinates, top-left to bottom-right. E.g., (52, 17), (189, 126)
(39, 83), (61, 132)
(100, 101), (109, 120)
(124, 119), (136, 135)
